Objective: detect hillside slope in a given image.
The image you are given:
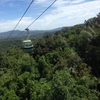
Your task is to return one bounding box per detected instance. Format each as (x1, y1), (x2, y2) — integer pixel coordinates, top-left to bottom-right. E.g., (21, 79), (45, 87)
(0, 13), (100, 99)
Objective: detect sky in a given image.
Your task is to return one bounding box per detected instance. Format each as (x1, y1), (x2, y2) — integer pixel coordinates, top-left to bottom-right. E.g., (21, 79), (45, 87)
(0, 0), (100, 32)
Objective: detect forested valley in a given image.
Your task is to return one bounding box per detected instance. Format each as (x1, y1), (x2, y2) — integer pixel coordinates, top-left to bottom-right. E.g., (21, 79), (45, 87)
(0, 13), (100, 100)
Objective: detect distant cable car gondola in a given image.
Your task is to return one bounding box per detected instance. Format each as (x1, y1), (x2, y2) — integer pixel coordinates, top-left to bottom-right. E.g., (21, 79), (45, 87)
(22, 28), (33, 53)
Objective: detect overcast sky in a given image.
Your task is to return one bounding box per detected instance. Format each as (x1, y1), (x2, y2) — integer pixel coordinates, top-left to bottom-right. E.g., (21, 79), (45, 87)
(0, 0), (100, 32)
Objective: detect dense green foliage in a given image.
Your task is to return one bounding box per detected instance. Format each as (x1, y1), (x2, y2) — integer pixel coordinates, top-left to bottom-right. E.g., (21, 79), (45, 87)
(0, 13), (100, 99)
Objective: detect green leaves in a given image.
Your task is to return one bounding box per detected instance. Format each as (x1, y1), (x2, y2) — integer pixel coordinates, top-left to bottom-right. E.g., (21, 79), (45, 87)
(0, 12), (100, 99)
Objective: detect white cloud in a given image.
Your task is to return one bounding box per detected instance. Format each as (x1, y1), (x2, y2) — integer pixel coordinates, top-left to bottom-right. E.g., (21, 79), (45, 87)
(35, 0), (48, 4)
(70, 0), (85, 4)
(34, 0), (57, 8)
(0, 17), (34, 32)
(0, 0), (100, 32)
(36, 0), (100, 29)
(54, 0), (69, 7)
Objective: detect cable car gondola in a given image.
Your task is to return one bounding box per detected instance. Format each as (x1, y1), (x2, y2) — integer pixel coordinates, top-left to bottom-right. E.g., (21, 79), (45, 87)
(22, 28), (33, 53)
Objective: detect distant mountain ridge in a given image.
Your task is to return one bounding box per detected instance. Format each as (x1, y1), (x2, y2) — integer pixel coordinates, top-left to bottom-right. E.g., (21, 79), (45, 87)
(0, 27), (63, 39)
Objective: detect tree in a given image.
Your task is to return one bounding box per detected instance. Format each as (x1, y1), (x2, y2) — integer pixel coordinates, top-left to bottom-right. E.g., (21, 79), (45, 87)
(50, 68), (74, 100)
